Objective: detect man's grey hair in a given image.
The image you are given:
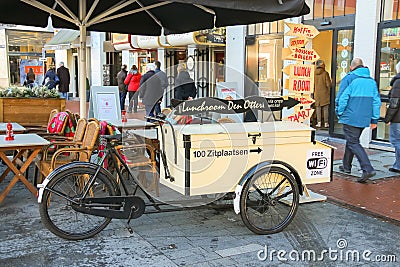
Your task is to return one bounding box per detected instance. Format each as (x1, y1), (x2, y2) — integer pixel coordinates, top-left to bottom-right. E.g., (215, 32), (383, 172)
(350, 58), (363, 68)
(59, 61), (64, 66)
(146, 63), (156, 72)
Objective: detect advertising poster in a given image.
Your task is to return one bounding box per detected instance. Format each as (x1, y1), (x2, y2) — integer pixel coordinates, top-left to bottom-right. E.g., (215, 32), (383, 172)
(96, 93), (119, 121)
(216, 82), (238, 100)
(89, 86), (121, 122)
(19, 59), (43, 86)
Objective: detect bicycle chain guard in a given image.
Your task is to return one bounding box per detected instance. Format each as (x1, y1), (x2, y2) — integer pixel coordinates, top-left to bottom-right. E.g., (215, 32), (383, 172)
(72, 196), (145, 219)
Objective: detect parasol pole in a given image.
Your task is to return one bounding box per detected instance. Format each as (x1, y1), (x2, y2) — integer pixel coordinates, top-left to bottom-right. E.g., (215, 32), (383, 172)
(79, 0), (87, 118)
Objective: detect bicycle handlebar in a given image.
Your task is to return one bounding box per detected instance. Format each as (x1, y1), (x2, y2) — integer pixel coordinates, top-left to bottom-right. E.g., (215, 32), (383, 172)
(144, 116), (166, 123)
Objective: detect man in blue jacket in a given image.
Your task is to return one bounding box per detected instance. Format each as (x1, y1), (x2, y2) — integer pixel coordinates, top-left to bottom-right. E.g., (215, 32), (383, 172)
(335, 58), (381, 183)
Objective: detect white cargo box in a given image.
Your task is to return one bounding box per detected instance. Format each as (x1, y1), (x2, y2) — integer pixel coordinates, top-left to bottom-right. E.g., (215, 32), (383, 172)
(158, 121), (333, 196)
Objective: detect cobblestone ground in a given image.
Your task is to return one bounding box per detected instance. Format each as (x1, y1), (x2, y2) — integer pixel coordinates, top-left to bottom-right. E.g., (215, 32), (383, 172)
(0, 168), (399, 266)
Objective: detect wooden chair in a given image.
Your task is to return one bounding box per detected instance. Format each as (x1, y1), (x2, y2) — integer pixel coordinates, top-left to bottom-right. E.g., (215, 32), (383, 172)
(37, 120), (100, 181)
(117, 140), (159, 196)
(34, 118), (88, 183)
(23, 109), (59, 134)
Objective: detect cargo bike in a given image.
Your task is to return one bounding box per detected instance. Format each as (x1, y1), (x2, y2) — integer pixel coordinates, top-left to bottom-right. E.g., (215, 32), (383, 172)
(37, 97), (333, 240)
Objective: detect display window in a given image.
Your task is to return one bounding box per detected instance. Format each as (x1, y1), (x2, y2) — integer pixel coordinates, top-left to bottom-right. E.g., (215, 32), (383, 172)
(6, 30), (54, 86)
(375, 25), (400, 141)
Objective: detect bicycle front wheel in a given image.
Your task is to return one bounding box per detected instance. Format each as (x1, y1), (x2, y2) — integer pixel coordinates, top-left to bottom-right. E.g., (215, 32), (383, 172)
(39, 166), (118, 240)
(240, 166), (299, 235)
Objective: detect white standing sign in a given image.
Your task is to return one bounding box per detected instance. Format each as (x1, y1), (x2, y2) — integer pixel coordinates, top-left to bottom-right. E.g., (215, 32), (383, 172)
(89, 86), (121, 123)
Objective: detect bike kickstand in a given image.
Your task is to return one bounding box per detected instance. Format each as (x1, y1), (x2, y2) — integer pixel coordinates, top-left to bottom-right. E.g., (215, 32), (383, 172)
(125, 209), (134, 234)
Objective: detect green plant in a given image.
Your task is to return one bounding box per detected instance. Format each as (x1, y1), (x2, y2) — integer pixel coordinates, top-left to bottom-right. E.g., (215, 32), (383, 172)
(0, 85), (60, 98)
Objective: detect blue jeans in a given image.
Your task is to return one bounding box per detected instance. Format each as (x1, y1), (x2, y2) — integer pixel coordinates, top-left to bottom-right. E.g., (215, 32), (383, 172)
(389, 122), (400, 170)
(119, 91), (127, 111)
(128, 91), (139, 112)
(145, 105), (155, 122)
(59, 92), (68, 99)
(342, 124), (374, 173)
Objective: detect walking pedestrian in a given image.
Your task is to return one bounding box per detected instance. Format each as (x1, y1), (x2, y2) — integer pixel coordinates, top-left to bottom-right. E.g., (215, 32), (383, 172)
(124, 65), (142, 113)
(139, 63), (163, 121)
(24, 67), (36, 88)
(335, 58), (381, 183)
(174, 63), (197, 100)
(117, 64), (128, 111)
(384, 61), (400, 173)
(56, 62), (70, 99)
(154, 61), (168, 115)
(42, 65), (58, 89)
(314, 59), (331, 128)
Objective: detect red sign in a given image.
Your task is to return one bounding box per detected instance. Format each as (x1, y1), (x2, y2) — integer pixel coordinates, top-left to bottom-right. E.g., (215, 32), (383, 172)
(285, 108), (314, 123)
(295, 96), (315, 106)
(24, 66), (43, 75)
(285, 23), (320, 39)
(289, 78), (314, 93)
(286, 48), (320, 63)
(289, 37), (309, 48)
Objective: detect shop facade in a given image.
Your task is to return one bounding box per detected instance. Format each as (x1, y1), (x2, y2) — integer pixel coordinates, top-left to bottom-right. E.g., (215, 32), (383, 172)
(112, 29), (226, 106)
(0, 25), (55, 88)
(243, 0), (396, 147)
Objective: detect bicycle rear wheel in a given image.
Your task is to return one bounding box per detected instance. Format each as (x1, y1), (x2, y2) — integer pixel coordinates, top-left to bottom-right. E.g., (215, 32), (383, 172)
(39, 167), (118, 240)
(240, 166), (299, 235)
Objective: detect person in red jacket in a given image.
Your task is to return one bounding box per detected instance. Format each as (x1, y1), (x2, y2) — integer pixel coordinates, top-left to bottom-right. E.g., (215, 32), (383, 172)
(124, 65), (142, 113)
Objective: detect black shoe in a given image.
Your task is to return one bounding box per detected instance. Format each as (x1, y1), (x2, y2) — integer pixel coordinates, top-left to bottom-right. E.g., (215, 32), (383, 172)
(357, 171), (376, 183)
(338, 165), (351, 174)
(389, 167), (400, 173)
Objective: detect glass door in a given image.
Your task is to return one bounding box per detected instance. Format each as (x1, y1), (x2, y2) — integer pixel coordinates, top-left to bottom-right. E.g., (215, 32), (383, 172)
(331, 28), (354, 136)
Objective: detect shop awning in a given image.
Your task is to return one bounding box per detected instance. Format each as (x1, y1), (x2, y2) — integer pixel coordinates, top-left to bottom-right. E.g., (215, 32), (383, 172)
(44, 29), (80, 50)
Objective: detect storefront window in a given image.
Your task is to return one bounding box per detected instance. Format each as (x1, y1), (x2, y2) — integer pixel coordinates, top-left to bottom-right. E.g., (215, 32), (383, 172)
(324, 0), (334, 17)
(137, 50), (157, 74)
(379, 27), (400, 96)
(304, 0), (356, 19)
(376, 26), (400, 140)
(382, 0), (400, 21)
(6, 30), (54, 86)
(333, 0), (344, 16)
(247, 21), (284, 36)
(314, 0), (324, 18)
(257, 38), (283, 97)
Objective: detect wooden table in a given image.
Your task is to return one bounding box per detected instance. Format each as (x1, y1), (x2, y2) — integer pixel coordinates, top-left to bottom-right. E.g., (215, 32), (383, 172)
(0, 134), (50, 203)
(129, 129), (158, 140)
(0, 123), (26, 134)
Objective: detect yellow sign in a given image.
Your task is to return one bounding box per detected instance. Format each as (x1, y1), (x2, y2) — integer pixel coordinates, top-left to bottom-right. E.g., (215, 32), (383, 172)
(285, 47), (320, 63)
(288, 78), (314, 94)
(284, 108), (314, 123)
(282, 64), (314, 77)
(285, 22), (319, 39)
(289, 37), (309, 48)
(112, 33), (129, 44)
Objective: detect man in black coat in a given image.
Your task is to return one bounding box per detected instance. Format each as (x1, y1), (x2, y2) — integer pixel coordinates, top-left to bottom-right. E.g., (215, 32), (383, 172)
(57, 62), (70, 99)
(117, 64), (128, 111)
(139, 63), (162, 121)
